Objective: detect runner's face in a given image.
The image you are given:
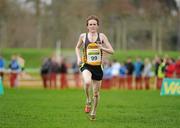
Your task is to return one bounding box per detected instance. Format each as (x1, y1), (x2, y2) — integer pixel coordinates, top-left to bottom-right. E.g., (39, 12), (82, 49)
(87, 19), (98, 33)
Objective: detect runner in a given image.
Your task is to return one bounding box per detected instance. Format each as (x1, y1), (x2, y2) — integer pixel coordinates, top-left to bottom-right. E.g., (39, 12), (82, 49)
(75, 15), (114, 120)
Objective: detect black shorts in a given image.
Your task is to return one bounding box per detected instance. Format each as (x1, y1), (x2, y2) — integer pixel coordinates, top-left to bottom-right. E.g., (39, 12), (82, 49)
(80, 63), (103, 81)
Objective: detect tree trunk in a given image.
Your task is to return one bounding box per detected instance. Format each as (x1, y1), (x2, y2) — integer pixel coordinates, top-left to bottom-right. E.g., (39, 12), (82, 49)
(152, 22), (157, 51)
(177, 10), (180, 50)
(157, 21), (162, 54)
(122, 21), (127, 51)
(36, 0), (42, 48)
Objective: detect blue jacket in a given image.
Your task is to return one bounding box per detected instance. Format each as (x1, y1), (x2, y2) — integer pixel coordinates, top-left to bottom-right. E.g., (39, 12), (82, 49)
(103, 66), (112, 79)
(0, 58), (5, 69)
(9, 60), (20, 71)
(134, 61), (144, 77)
(119, 66), (127, 77)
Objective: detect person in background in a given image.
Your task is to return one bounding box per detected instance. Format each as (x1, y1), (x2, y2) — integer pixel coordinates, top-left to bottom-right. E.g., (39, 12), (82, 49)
(40, 58), (51, 88)
(17, 54), (25, 72)
(9, 55), (21, 88)
(119, 62), (127, 89)
(134, 57), (144, 90)
(17, 54), (27, 78)
(142, 58), (152, 90)
(102, 60), (112, 89)
(49, 57), (59, 88)
(0, 56), (5, 80)
(111, 59), (121, 88)
(175, 57), (180, 78)
(125, 57), (134, 90)
(72, 60), (81, 88)
(165, 58), (175, 78)
(58, 58), (68, 89)
(157, 58), (166, 89)
(153, 56), (161, 88)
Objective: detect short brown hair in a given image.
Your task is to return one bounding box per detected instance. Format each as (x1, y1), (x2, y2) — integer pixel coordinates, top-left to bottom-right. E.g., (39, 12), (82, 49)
(86, 15), (99, 26)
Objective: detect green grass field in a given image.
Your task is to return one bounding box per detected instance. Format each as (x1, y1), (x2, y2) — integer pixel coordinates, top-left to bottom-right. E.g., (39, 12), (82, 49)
(0, 88), (180, 128)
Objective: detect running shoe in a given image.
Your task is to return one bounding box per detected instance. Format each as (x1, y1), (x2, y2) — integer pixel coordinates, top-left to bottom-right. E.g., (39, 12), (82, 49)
(84, 104), (91, 113)
(89, 113), (96, 121)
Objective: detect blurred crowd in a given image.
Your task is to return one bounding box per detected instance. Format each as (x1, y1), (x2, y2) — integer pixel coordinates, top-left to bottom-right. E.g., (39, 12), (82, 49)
(0, 54), (25, 87)
(40, 56), (81, 89)
(40, 55), (180, 90)
(0, 54), (180, 90)
(102, 56), (180, 90)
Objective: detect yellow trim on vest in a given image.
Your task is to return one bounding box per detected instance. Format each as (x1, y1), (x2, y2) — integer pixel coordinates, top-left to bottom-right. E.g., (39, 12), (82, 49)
(83, 42), (102, 66)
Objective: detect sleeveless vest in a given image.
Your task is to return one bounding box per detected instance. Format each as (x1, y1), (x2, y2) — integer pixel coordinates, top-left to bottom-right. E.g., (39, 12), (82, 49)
(82, 33), (102, 66)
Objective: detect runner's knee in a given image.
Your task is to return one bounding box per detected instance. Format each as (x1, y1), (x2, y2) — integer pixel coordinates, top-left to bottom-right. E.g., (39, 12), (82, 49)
(85, 81), (91, 87)
(93, 92), (99, 98)
(83, 76), (91, 86)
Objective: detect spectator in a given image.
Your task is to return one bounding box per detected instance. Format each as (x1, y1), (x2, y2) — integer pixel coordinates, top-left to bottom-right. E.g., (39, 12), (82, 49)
(17, 54), (25, 72)
(58, 58), (68, 89)
(175, 57), (180, 78)
(143, 58), (153, 90)
(119, 62), (127, 89)
(111, 59), (121, 88)
(72, 61), (81, 88)
(154, 56), (161, 77)
(17, 55), (26, 78)
(134, 57), (144, 90)
(9, 55), (21, 88)
(0, 56), (5, 80)
(165, 58), (175, 78)
(153, 56), (161, 89)
(49, 57), (58, 88)
(157, 58), (166, 89)
(102, 61), (112, 89)
(40, 58), (51, 88)
(125, 57), (134, 89)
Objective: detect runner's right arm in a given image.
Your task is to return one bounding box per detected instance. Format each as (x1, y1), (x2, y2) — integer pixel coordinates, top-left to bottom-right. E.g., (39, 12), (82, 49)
(75, 33), (84, 66)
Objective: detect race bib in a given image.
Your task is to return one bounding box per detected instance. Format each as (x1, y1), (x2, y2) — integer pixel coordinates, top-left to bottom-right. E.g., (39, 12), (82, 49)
(86, 43), (101, 65)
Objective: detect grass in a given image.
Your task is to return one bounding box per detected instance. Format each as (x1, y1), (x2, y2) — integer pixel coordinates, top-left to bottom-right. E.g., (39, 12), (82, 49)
(0, 88), (180, 128)
(112, 50), (180, 62)
(1, 48), (74, 68)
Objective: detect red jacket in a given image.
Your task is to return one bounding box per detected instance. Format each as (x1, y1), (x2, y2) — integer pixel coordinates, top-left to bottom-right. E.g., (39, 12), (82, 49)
(175, 60), (180, 75)
(165, 64), (175, 78)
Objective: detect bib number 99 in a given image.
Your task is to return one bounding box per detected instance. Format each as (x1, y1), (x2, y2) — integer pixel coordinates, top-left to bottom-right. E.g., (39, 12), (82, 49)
(91, 56), (97, 61)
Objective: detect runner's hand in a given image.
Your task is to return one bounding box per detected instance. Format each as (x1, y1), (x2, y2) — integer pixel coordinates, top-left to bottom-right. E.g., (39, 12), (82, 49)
(97, 44), (103, 49)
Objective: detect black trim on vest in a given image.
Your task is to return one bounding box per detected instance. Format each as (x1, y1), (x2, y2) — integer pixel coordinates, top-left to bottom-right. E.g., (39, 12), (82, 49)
(83, 33), (102, 65)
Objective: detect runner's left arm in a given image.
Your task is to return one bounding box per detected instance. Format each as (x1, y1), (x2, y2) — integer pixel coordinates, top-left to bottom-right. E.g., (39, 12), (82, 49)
(98, 33), (114, 54)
